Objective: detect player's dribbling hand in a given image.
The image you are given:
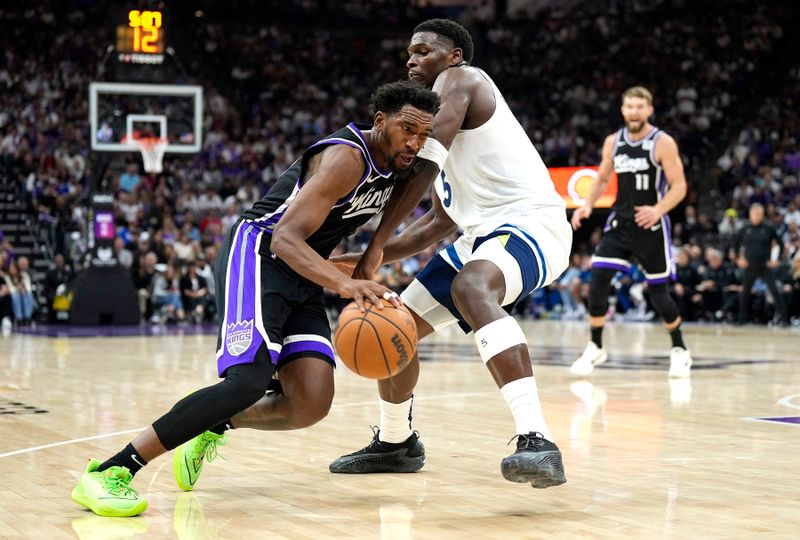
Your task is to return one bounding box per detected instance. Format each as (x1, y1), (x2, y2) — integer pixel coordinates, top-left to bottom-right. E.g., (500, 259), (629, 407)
(337, 279), (402, 312)
(352, 247), (384, 280)
(571, 205), (592, 230)
(634, 205), (662, 229)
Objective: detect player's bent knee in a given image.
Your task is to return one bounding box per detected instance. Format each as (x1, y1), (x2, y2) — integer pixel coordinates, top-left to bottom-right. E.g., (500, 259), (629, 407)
(297, 396), (332, 428)
(222, 373), (272, 412)
(648, 282), (679, 323)
(451, 268), (503, 313)
(221, 354), (275, 411)
(588, 267), (616, 317)
(281, 358), (334, 428)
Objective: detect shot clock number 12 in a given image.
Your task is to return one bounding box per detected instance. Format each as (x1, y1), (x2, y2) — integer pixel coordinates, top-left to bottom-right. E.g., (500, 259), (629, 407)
(129, 10), (162, 53)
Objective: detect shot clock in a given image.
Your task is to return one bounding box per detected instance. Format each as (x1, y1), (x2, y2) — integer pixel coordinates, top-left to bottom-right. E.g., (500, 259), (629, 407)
(116, 8), (166, 64)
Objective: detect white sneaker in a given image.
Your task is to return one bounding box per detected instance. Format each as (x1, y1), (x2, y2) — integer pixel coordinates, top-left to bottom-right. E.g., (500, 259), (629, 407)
(668, 347), (692, 378)
(570, 342), (608, 376)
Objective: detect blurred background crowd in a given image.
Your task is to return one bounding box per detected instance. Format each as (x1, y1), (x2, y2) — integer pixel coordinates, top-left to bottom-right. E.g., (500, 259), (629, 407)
(0, 0), (798, 328)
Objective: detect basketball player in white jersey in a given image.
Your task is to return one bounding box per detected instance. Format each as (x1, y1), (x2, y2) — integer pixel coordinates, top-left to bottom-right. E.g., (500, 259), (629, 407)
(320, 19), (572, 487)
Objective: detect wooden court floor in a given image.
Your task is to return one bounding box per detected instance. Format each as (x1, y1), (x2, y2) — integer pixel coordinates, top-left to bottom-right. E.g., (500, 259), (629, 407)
(1, 321), (798, 539)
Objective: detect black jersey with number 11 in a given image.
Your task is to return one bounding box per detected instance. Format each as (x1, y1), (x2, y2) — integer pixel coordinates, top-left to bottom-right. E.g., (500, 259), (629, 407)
(610, 126), (666, 220)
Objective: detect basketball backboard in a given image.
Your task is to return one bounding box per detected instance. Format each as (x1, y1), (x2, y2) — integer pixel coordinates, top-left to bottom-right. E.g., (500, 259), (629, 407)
(89, 82), (203, 154)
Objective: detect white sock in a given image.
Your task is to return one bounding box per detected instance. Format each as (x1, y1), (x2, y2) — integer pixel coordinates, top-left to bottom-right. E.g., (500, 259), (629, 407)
(378, 396), (413, 443)
(500, 377), (553, 441)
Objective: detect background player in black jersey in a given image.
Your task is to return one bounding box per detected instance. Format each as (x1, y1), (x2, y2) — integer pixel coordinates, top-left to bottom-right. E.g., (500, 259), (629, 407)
(70, 81), (439, 517)
(570, 86), (693, 378)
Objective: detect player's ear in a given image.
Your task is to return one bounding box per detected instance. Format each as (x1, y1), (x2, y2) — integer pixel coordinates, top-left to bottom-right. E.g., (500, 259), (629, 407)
(450, 47), (463, 66)
(373, 111), (386, 132)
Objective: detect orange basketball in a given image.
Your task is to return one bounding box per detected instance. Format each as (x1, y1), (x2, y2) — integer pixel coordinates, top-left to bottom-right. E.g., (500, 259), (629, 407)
(333, 300), (418, 379)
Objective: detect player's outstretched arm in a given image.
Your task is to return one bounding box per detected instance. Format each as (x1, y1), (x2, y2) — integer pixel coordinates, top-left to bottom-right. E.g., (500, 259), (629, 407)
(634, 133), (687, 229)
(271, 145), (399, 310)
(331, 189), (457, 275)
(352, 158), (440, 278)
(572, 133), (616, 230)
(353, 68), (472, 279)
(382, 188), (458, 264)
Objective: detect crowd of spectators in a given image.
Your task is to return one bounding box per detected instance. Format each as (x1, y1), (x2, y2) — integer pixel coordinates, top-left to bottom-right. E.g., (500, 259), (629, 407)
(0, 0), (798, 327)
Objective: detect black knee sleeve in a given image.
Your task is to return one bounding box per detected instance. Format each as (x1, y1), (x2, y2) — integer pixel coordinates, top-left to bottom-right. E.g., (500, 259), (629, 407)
(153, 346), (274, 450)
(588, 267), (616, 317)
(648, 282), (679, 323)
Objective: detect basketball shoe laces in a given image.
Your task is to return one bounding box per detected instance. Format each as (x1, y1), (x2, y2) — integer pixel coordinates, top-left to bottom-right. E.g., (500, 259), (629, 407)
(363, 426), (418, 449)
(508, 432), (546, 450)
(191, 432), (226, 469)
(101, 467), (140, 497)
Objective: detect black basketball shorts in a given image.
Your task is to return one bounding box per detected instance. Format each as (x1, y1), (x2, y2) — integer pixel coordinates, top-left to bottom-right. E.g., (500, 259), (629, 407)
(590, 214), (674, 284)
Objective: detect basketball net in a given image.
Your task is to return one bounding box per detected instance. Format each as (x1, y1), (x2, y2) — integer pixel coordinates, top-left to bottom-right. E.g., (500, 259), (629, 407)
(128, 135), (168, 174)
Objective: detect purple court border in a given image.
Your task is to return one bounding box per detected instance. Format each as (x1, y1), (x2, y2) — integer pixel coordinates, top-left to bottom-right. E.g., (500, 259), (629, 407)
(743, 416), (800, 427)
(10, 323), (219, 339)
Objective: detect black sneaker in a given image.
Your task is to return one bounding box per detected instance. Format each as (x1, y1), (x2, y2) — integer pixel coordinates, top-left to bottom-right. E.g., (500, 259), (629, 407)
(500, 432), (566, 488)
(329, 428), (425, 474)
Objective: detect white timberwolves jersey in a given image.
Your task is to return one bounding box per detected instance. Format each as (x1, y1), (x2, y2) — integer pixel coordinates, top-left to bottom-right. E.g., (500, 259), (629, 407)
(432, 67), (564, 235)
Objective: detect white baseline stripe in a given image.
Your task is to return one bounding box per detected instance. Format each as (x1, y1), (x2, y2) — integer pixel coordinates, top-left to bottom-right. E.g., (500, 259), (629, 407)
(0, 427), (144, 459)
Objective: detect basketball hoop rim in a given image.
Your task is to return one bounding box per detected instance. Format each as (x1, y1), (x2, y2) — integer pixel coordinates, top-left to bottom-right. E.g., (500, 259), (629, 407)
(124, 135), (170, 150)
(124, 135), (169, 174)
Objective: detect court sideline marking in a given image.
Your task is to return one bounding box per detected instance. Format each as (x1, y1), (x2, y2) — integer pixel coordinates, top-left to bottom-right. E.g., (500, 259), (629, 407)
(0, 390), (498, 459)
(0, 380), (652, 459)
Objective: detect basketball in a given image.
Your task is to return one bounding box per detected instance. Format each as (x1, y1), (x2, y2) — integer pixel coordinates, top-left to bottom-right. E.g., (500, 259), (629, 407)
(334, 300), (418, 379)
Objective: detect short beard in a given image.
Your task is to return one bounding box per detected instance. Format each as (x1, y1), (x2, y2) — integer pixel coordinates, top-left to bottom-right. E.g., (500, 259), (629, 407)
(626, 121), (645, 134)
(382, 129), (401, 172)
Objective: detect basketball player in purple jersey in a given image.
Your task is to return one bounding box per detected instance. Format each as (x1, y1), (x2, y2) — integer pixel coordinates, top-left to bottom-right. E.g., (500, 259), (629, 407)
(71, 81), (439, 517)
(570, 86), (693, 378)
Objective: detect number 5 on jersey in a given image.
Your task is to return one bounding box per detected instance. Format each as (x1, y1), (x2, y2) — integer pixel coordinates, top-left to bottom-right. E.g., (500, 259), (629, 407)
(441, 171), (452, 207)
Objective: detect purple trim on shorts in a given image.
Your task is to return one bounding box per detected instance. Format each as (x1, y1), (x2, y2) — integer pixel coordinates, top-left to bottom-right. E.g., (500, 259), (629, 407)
(279, 340), (334, 361)
(217, 223), (272, 376)
(663, 215), (675, 281)
(604, 211), (617, 232)
(591, 261), (631, 273)
(646, 276), (669, 284)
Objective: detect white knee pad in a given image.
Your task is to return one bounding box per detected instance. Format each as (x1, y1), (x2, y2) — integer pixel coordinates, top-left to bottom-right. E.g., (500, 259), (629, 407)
(473, 316), (527, 364)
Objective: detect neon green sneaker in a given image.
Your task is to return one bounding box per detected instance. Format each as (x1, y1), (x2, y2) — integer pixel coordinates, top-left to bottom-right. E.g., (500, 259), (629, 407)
(173, 431), (226, 491)
(71, 459), (147, 517)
